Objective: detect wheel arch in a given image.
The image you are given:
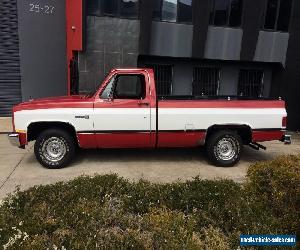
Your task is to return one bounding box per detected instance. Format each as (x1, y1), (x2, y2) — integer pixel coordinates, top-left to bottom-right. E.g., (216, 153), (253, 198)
(27, 121), (78, 144)
(205, 124), (253, 145)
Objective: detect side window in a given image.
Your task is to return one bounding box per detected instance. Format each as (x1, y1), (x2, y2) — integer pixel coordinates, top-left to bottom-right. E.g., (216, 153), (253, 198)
(114, 75), (146, 99)
(120, 0), (139, 18)
(210, 0), (243, 27)
(87, 0), (140, 19)
(100, 75), (146, 100)
(153, 0), (193, 23)
(263, 0), (293, 32)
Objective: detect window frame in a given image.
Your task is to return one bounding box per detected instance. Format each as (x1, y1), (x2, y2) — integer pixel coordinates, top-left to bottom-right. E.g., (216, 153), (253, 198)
(262, 0), (294, 32)
(237, 69), (265, 98)
(87, 0), (140, 20)
(100, 74), (146, 100)
(192, 66), (221, 97)
(209, 0), (244, 28)
(146, 64), (174, 97)
(153, 0), (193, 24)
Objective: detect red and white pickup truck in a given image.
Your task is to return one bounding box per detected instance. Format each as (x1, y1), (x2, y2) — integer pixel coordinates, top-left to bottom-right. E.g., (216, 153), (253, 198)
(9, 68), (290, 169)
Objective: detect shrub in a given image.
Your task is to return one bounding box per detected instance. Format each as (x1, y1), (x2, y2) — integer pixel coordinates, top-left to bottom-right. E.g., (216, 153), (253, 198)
(245, 155), (300, 237)
(0, 155), (299, 249)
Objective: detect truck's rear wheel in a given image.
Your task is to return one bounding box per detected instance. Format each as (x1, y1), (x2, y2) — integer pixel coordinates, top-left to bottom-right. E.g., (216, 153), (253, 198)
(206, 130), (242, 167)
(34, 128), (76, 169)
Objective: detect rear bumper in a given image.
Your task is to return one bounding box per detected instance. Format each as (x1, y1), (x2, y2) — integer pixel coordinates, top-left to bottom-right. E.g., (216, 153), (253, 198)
(280, 134), (292, 145)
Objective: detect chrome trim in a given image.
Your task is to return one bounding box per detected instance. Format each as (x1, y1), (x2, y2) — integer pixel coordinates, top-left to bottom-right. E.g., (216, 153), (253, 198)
(8, 133), (20, 147)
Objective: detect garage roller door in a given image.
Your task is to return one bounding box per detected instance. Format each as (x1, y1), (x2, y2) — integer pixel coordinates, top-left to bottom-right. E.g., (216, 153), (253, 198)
(0, 0), (21, 116)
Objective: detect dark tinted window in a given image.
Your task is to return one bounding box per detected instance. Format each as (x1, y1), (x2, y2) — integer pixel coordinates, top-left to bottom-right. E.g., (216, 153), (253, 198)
(114, 75), (145, 99)
(213, 0), (229, 26)
(120, 0), (139, 18)
(177, 0), (193, 23)
(87, 0), (100, 16)
(238, 70), (264, 98)
(264, 0), (293, 32)
(264, 0), (278, 29)
(193, 67), (220, 96)
(162, 0), (177, 22)
(277, 0), (293, 32)
(153, 0), (192, 23)
(103, 0), (118, 15)
(210, 0), (243, 27)
(153, 0), (162, 20)
(146, 64), (173, 96)
(87, 0), (139, 19)
(229, 0), (243, 27)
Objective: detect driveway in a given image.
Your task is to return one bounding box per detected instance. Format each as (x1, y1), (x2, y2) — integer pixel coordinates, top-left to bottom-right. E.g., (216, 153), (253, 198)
(0, 118), (300, 199)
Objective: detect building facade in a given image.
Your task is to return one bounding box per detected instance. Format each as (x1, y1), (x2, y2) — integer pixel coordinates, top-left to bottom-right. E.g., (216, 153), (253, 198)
(0, 0), (300, 130)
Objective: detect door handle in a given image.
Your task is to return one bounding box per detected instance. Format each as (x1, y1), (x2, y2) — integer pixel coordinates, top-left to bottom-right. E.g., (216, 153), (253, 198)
(138, 102), (150, 106)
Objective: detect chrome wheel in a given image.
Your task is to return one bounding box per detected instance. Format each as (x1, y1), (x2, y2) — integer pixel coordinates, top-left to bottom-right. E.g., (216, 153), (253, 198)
(42, 137), (67, 163)
(216, 137), (237, 161)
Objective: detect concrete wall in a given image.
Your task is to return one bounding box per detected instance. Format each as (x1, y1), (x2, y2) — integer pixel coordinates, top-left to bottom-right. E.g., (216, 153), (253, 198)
(149, 21), (193, 58)
(204, 26), (243, 61)
(254, 31), (289, 66)
(17, 0), (67, 101)
(78, 16), (140, 94)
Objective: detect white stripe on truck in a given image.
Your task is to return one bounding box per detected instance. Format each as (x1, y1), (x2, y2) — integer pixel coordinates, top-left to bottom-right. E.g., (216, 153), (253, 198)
(14, 107), (286, 132)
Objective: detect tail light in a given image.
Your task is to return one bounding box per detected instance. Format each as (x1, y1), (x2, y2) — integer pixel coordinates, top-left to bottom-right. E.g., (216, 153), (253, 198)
(282, 117), (287, 128)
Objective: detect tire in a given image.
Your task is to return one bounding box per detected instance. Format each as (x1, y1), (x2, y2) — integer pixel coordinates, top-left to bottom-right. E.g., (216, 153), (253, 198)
(34, 128), (76, 169)
(206, 130), (243, 167)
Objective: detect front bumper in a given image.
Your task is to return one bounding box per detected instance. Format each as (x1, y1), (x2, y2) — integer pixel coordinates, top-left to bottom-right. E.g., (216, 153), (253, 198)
(8, 133), (20, 147)
(8, 132), (27, 149)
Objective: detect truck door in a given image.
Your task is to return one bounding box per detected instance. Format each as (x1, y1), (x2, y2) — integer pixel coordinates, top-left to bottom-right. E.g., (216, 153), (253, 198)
(93, 73), (152, 148)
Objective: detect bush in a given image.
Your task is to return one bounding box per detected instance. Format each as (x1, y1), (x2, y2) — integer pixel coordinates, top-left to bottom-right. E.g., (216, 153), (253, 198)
(245, 155), (300, 237)
(0, 156), (299, 249)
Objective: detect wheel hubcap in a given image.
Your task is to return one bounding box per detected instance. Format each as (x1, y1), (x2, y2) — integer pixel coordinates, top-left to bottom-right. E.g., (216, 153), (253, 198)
(42, 137), (66, 162)
(216, 137), (237, 161)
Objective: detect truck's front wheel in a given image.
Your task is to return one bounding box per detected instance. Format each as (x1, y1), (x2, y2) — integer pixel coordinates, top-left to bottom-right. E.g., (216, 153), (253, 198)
(206, 130), (242, 167)
(34, 128), (76, 169)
